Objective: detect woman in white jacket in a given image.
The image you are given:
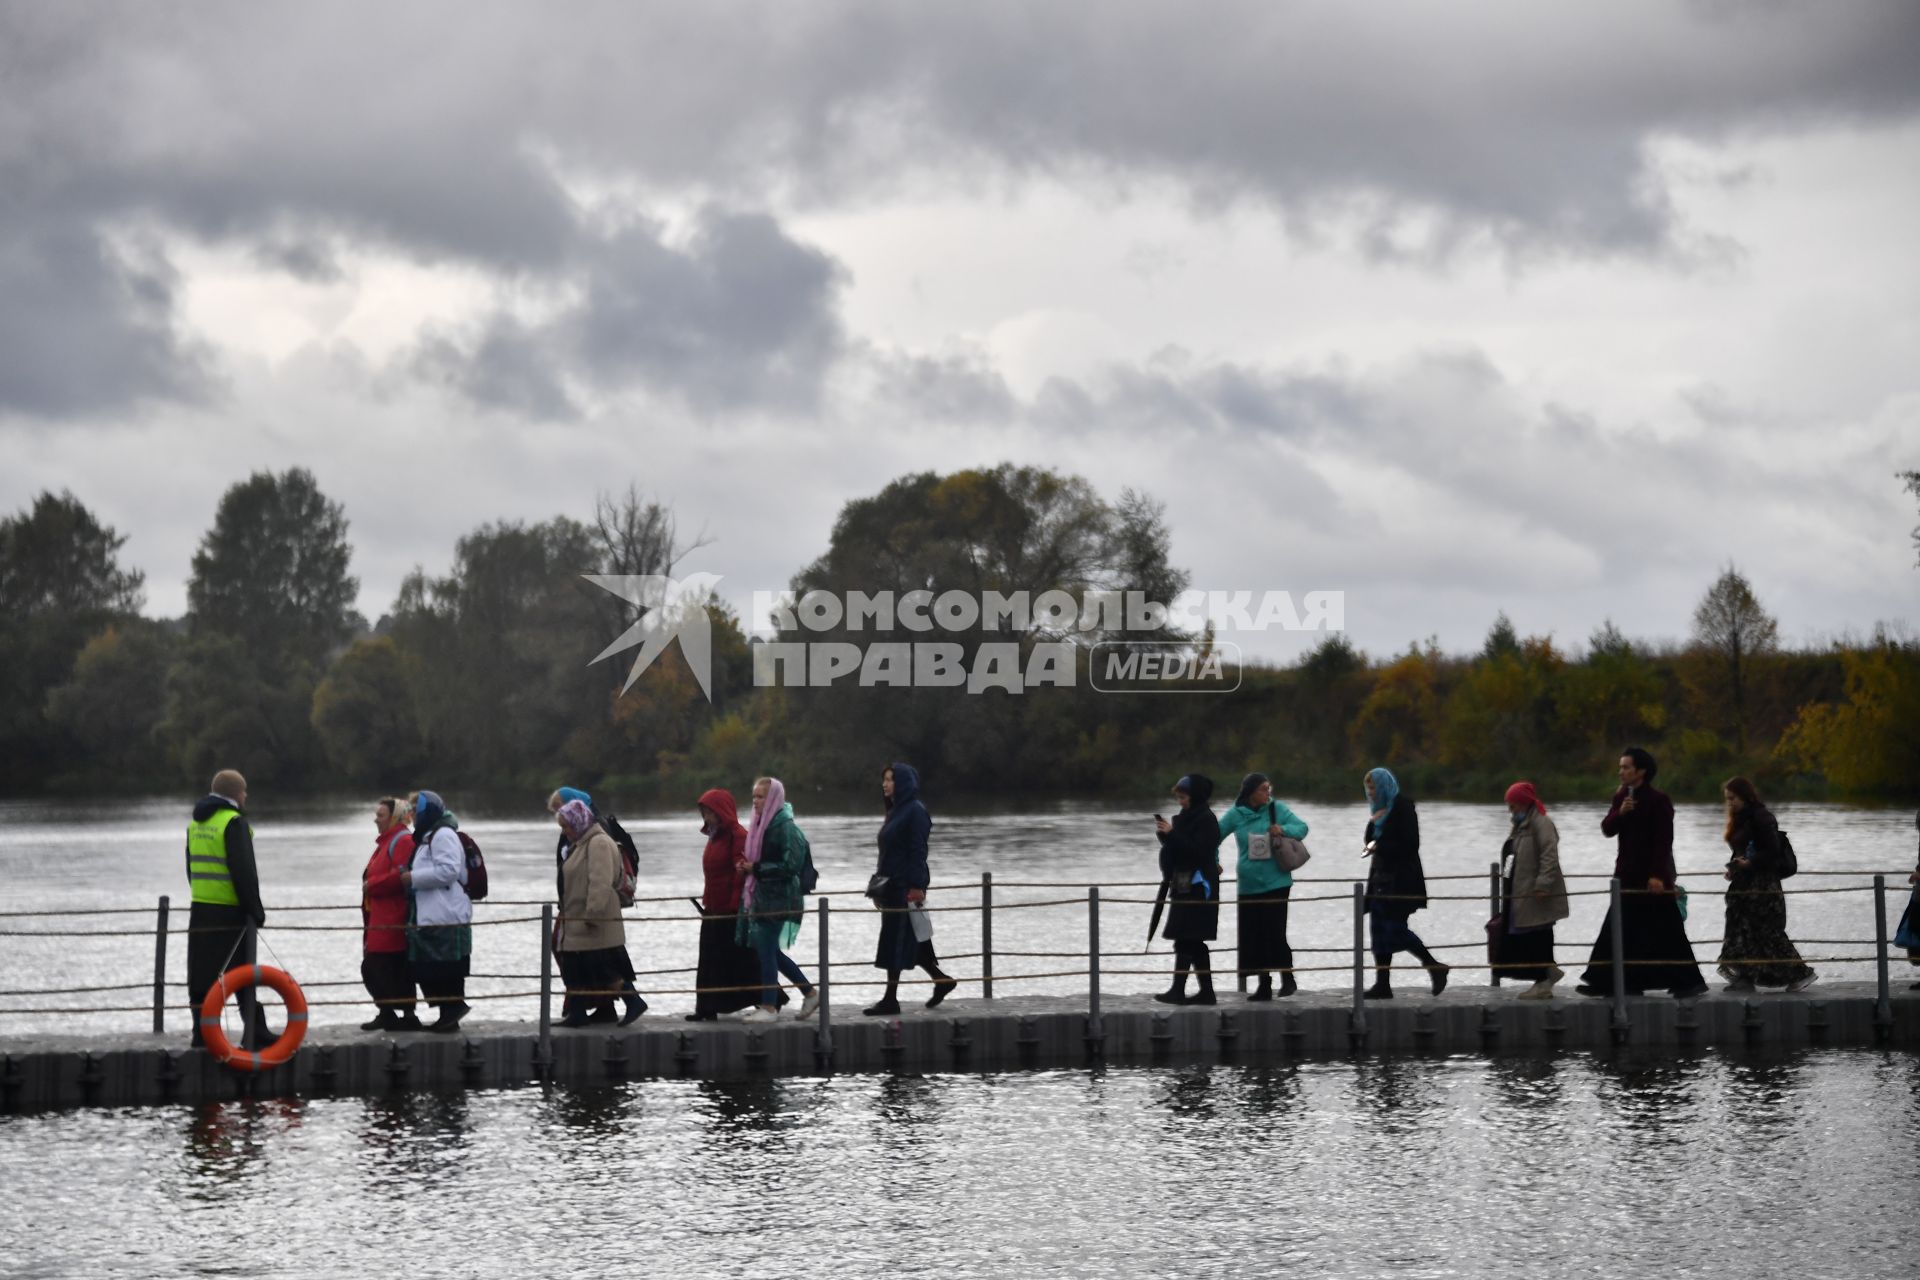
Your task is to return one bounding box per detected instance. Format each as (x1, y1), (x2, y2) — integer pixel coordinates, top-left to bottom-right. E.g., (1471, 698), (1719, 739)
(401, 789), (473, 1032)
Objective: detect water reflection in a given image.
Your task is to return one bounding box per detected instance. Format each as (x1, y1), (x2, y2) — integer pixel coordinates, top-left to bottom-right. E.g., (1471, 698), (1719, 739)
(355, 1089), (473, 1186)
(180, 1097), (307, 1195)
(1484, 1053), (1566, 1113)
(1153, 1063), (1222, 1123)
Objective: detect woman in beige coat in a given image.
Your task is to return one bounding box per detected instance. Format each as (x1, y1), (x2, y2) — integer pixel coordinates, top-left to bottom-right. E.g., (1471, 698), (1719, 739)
(1497, 781), (1569, 998)
(556, 798), (644, 1027)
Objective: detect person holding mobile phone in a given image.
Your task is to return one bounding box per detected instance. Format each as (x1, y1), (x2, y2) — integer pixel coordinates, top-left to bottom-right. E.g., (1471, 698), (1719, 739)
(1575, 747), (1708, 999)
(1154, 774), (1222, 1005)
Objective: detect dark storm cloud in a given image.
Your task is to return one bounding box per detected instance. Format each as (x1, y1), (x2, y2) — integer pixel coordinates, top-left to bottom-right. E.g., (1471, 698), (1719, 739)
(3, 1), (1917, 417)
(407, 210), (845, 415)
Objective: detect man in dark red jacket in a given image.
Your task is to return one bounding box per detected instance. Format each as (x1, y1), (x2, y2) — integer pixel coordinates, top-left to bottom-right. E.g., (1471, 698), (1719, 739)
(361, 797), (423, 1031)
(1577, 748), (1708, 998)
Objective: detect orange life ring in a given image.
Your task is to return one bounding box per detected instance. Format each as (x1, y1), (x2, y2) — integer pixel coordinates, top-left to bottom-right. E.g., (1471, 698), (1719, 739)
(199, 964), (308, 1071)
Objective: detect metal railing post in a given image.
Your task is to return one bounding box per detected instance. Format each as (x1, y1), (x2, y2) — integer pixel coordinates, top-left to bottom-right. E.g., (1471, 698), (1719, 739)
(981, 872), (994, 1000)
(1874, 875), (1892, 1038)
(1087, 887), (1102, 1044)
(1489, 860), (1502, 987)
(1609, 877), (1629, 1041)
(817, 897), (834, 1058)
(1351, 882), (1367, 1036)
(153, 894), (170, 1034)
(538, 903), (553, 1074)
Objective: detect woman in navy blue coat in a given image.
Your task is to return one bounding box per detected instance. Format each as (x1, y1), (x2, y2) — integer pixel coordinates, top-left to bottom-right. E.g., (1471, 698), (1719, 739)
(866, 762), (958, 1015)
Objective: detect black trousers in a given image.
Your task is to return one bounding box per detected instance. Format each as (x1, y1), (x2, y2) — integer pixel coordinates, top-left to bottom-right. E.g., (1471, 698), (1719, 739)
(186, 902), (265, 1049)
(360, 952), (417, 1014)
(413, 957), (469, 1010)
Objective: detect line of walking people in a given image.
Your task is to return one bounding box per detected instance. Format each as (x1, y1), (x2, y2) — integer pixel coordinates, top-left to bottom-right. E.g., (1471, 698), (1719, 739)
(1147, 747), (1818, 1004)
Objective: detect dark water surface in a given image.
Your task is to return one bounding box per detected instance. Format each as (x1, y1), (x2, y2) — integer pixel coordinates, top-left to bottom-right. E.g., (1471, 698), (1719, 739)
(0, 1050), (1915, 1278)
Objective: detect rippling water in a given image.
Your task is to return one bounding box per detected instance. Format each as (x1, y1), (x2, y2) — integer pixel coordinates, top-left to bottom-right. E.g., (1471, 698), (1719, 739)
(2, 1050), (1916, 1278)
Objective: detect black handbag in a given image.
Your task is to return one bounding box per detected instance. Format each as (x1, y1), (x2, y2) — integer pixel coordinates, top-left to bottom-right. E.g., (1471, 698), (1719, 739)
(865, 874), (890, 900)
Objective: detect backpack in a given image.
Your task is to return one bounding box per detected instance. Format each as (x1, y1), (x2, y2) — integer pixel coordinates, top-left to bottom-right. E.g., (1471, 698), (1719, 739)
(456, 830), (489, 901)
(601, 812), (640, 908)
(797, 828), (819, 894)
(1774, 829), (1799, 880)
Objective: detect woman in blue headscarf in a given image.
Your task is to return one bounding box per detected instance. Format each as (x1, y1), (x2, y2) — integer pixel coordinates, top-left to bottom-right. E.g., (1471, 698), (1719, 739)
(866, 763), (958, 1016)
(1362, 767), (1446, 998)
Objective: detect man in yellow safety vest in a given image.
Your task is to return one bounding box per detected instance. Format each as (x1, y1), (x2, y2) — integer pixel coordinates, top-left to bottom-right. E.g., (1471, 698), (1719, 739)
(186, 768), (270, 1049)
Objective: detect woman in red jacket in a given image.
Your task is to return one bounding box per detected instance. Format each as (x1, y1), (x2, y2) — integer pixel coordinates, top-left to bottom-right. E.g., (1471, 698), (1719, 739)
(688, 788), (763, 1021)
(361, 796), (424, 1031)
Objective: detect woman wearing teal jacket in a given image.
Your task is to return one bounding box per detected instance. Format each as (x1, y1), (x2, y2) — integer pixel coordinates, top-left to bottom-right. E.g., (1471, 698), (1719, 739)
(1220, 773), (1310, 1000)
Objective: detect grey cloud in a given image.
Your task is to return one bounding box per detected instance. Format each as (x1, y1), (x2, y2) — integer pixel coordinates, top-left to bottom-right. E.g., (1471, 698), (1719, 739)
(0, 216), (213, 419)
(868, 348), (1017, 424)
(4, 2), (1918, 417)
(408, 210), (844, 415)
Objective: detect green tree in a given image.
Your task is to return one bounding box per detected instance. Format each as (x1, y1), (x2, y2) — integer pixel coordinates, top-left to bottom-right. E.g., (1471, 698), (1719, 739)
(1688, 564), (1778, 752)
(167, 469), (358, 784)
(186, 468), (358, 676)
(1903, 470), (1920, 567)
(311, 636), (426, 786)
(42, 619), (177, 785)
(0, 492), (146, 789)
(1556, 624), (1666, 766)
(1481, 611), (1520, 661)
(781, 465), (1189, 786)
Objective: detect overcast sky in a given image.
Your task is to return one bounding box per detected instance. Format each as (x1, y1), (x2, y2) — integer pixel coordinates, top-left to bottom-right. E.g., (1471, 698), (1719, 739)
(3, 2), (1917, 661)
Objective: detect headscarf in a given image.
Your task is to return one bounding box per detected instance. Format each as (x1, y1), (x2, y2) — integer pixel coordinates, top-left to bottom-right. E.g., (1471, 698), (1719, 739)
(1234, 772), (1271, 811)
(412, 790), (448, 842)
(556, 786), (592, 808)
(1365, 768), (1399, 830)
(742, 777), (787, 911)
(556, 799), (594, 838)
(1504, 781), (1545, 815)
(1174, 775), (1194, 796)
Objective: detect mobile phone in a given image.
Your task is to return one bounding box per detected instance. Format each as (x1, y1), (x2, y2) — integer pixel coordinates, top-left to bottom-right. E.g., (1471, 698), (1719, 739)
(1154, 814), (1164, 821)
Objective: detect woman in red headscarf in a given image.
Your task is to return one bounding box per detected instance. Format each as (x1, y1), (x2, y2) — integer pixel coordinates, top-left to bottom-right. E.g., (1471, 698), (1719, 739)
(687, 788), (762, 1021)
(1496, 781), (1569, 999)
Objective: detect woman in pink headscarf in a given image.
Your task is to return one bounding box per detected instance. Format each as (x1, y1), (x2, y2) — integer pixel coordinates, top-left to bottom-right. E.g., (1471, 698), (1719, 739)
(1494, 781), (1569, 999)
(732, 776), (818, 1023)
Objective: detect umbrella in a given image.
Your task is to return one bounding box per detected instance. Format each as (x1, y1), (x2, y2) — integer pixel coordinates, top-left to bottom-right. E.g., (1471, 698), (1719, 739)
(1144, 875), (1170, 953)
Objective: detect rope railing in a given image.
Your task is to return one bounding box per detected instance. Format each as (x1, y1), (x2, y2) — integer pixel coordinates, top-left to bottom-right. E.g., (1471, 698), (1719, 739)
(0, 870), (1911, 1040)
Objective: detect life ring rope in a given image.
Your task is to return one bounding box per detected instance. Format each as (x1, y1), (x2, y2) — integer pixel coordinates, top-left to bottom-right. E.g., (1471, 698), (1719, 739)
(199, 964), (308, 1071)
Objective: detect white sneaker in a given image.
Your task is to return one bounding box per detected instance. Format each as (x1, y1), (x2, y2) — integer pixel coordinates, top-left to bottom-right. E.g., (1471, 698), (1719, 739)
(1786, 971), (1817, 993)
(798, 990), (821, 1019)
(740, 1006), (778, 1023)
(1517, 979), (1555, 1001)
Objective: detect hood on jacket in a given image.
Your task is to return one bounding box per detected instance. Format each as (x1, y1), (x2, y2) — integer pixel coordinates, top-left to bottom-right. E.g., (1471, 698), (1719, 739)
(192, 794), (240, 822)
(1232, 772), (1269, 811)
(1173, 774), (1215, 808)
(698, 788), (741, 834)
(886, 762), (922, 811)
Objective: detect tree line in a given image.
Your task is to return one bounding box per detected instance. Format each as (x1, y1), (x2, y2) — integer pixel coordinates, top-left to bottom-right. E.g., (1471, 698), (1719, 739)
(1, 465), (1916, 804)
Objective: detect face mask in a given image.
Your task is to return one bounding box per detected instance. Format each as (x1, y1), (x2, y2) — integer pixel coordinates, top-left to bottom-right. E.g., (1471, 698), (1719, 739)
(1511, 808), (1529, 826)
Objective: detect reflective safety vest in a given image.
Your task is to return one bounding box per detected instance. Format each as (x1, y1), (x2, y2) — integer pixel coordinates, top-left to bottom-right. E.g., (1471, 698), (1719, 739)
(187, 807), (242, 906)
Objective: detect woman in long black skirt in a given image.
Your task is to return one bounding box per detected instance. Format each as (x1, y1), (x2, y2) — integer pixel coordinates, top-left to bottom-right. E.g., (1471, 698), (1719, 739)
(866, 763), (957, 1015)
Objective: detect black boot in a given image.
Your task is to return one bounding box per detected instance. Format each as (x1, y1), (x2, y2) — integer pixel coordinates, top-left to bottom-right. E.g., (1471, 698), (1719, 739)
(1278, 971), (1298, 998)
(1189, 967), (1217, 1006)
(1154, 968), (1190, 1005)
(394, 1010), (425, 1031)
(862, 998), (902, 1016)
(427, 1001), (471, 1033)
(360, 1009), (399, 1031)
(559, 1007), (592, 1029)
(1429, 963), (1451, 996)
(1364, 967), (1393, 1000)
(620, 993), (647, 1025)
(1247, 976), (1273, 1003)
